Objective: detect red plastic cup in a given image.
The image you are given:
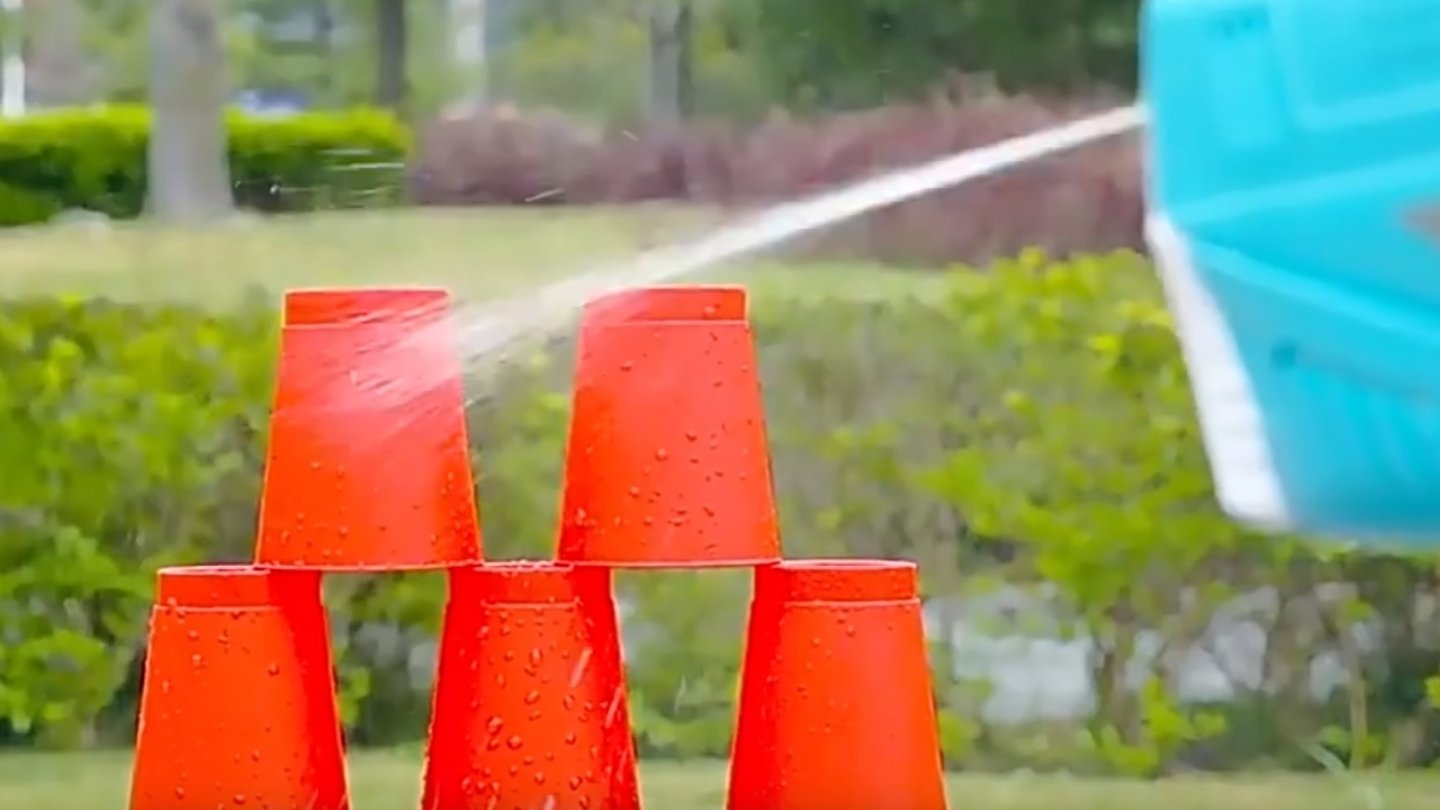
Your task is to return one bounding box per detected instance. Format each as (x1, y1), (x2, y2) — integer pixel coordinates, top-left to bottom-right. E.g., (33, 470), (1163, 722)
(727, 559), (947, 810)
(422, 562), (640, 810)
(253, 287), (483, 570)
(128, 565), (349, 810)
(556, 286), (781, 567)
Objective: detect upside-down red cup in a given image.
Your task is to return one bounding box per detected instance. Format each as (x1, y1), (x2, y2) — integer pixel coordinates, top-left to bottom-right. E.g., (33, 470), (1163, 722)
(727, 559), (947, 810)
(129, 565), (349, 810)
(253, 287), (483, 570)
(556, 286), (781, 567)
(422, 562), (640, 810)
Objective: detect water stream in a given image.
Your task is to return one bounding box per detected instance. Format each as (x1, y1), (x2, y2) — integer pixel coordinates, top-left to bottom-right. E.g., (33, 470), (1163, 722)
(296, 104), (1145, 445)
(448, 104), (1144, 376)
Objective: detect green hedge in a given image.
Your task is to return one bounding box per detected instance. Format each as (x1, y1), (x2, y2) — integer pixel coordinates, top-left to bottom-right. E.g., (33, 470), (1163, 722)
(0, 106), (410, 227)
(2, 253), (1437, 771)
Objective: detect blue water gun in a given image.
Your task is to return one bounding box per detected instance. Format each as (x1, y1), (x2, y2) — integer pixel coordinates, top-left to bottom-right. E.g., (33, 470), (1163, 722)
(1143, 0), (1440, 546)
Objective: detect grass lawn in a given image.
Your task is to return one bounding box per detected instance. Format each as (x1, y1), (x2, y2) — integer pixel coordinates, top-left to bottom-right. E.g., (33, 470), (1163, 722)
(0, 749), (1436, 810)
(0, 206), (707, 306)
(0, 205), (945, 308)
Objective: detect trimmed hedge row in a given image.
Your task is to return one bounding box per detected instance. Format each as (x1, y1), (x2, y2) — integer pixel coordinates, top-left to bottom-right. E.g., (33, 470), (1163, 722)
(0, 106), (410, 226)
(0, 96), (1139, 267)
(408, 96), (1142, 265)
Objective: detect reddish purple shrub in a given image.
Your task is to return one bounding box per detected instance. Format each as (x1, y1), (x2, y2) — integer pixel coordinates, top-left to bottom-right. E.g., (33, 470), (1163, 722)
(406, 95), (1143, 266)
(407, 104), (603, 205)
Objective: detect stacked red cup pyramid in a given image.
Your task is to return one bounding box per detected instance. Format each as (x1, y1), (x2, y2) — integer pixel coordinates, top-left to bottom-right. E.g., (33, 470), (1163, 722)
(127, 285), (947, 809)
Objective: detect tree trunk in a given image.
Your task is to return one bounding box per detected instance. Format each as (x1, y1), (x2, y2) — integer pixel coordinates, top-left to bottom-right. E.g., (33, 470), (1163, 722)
(449, 0), (485, 108)
(647, 1), (694, 127)
(1089, 605), (1143, 748)
(147, 0), (233, 222)
(0, 0), (26, 117)
(28, 0), (116, 106)
(312, 0), (335, 97)
(375, 0), (407, 116)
